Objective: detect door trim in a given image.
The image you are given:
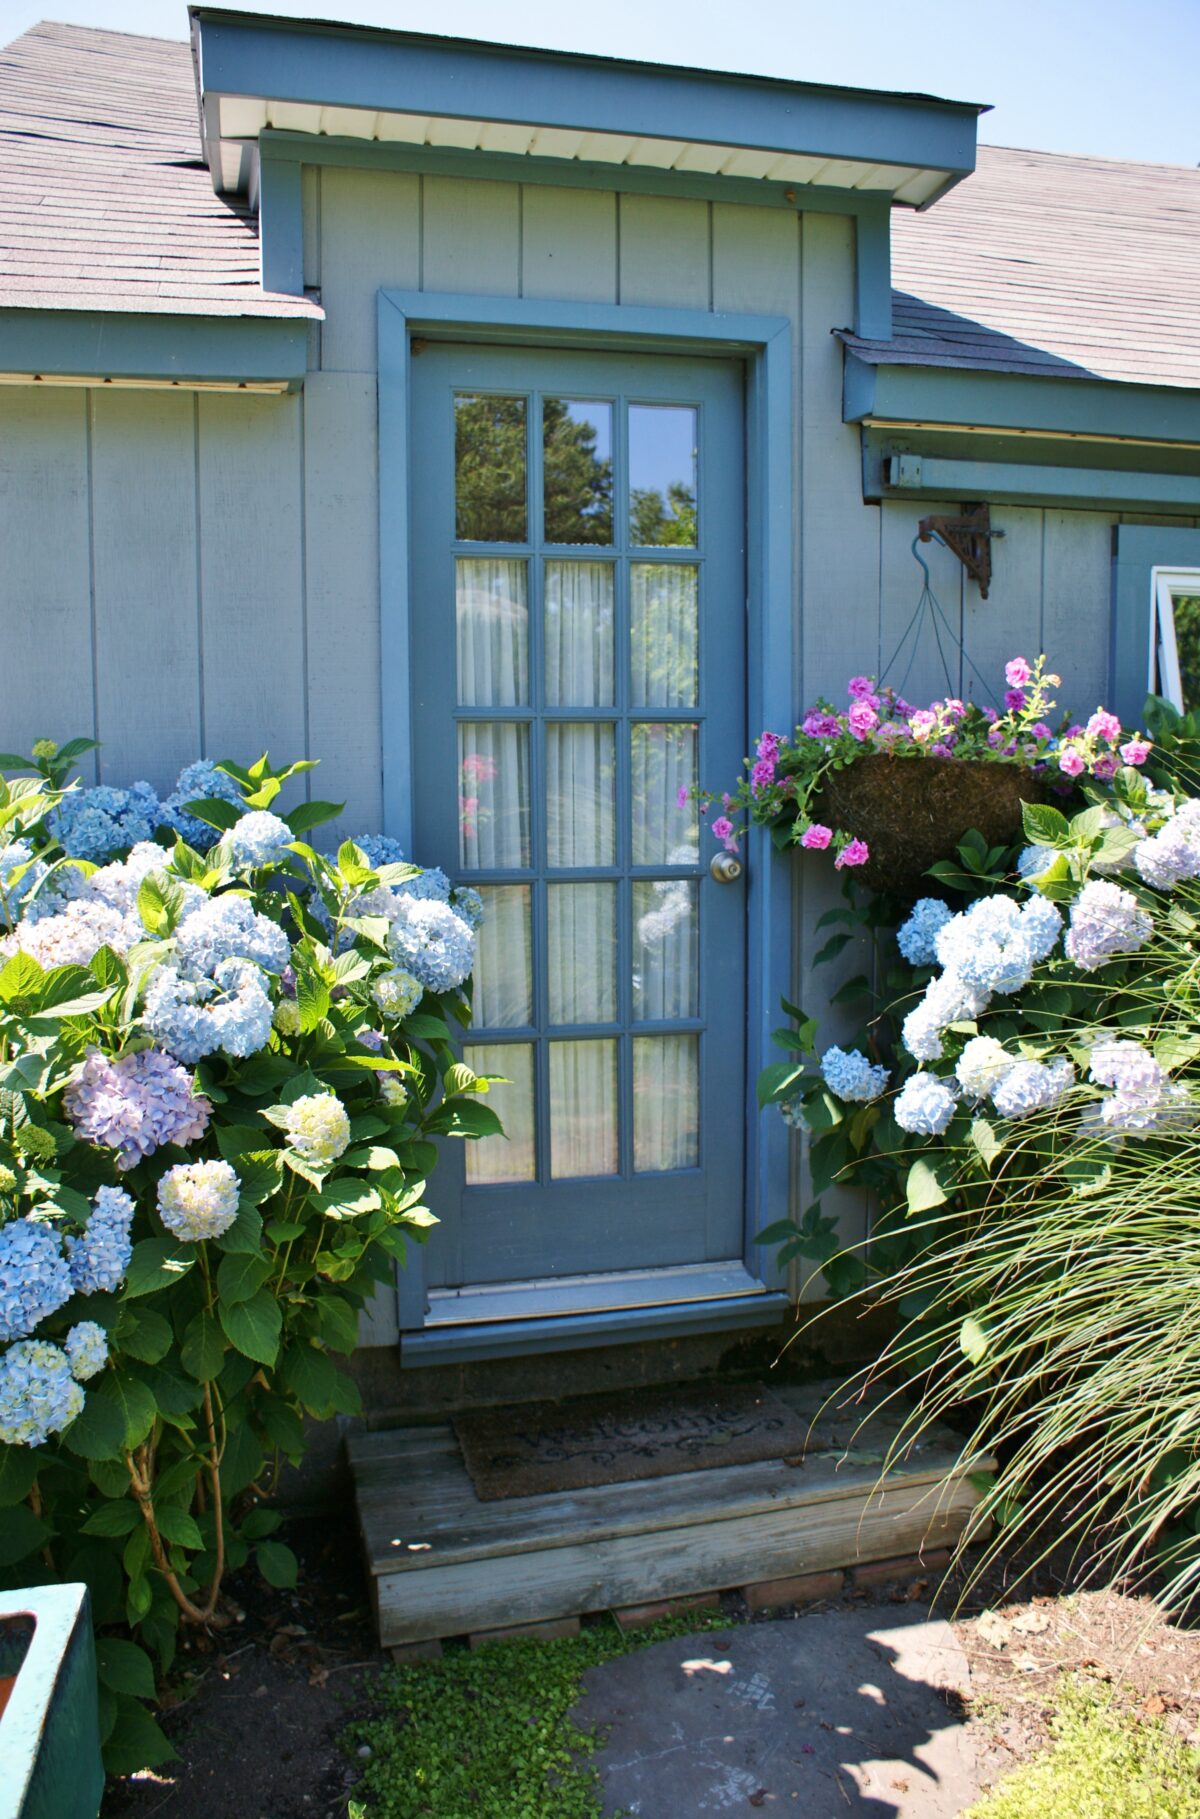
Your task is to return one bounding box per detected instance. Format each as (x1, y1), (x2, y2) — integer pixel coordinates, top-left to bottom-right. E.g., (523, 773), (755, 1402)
(377, 289), (794, 1355)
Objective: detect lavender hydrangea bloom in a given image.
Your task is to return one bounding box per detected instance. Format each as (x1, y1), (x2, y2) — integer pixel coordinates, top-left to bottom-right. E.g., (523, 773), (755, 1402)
(896, 898), (953, 967)
(1085, 1038), (1193, 1135)
(174, 894), (289, 977)
(819, 1045), (890, 1103)
(158, 1160), (241, 1242)
(1134, 800), (1200, 890)
(64, 1321), (108, 1382)
(0, 1220), (73, 1341)
(226, 811), (293, 869)
(0, 1341), (84, 1447)
(66, 1186), (135, 1294)
(991, 1058), (1075, 1121)
(1064, 881), (1152, 972)
(50, 782), (159, 861)
(64, 1047), (211, 1169)
(387, 896), (475, 993)
(158, 760), (246, 851)
(144, 958), (273, 1062)
(894, 1073), (958, 1137)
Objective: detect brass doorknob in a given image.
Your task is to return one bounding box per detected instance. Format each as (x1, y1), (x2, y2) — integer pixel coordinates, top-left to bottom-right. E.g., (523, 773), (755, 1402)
(709, 851), (743, 884)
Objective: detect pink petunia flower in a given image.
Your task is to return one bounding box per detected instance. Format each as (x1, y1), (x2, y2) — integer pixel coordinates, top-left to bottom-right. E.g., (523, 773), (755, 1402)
(930, 742), (953, 758)
(802, 710), (842, 739)
(908, 709), (937, 742)
(1004, 688), (1027, 713)
(1087, 709), (1122, 744)
(800, 823), (832, 850)
(835, 839), (870, 869)
(750, 759), (776, 792)
(1121, 738), (1151, 766)
(756, 730), (782, 761)
(1031, 722), (1052, 740)
(987, 725), (1007, 748)
(1066, 724), (1084, 739)
(676, 785), (689, 808)
(711, 816), (733, 842)
(983, 707), (999, 724)
(847, 676), (876, 701)
(847, 701), (879, 741)
(1091, 754), (1119, 780)
(1005, 657), (1032, 687)
(1058, 748), (1086, 778)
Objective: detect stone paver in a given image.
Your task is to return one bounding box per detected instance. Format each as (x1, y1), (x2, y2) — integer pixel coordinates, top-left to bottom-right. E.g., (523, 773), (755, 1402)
(573, 1607), (977, 1816)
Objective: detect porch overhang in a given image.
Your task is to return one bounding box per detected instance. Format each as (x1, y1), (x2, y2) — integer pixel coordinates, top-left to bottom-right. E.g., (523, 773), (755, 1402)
(842, 345), (1200, 514)
(0, 308), (310, 392)
(189, 7), (985, 208)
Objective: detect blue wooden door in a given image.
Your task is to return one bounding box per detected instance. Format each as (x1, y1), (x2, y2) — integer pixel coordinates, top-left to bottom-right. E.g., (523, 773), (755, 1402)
(409, 342), (746, 1298)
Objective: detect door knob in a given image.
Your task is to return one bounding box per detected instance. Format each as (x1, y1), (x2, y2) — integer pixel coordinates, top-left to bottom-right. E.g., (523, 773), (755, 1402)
(709, 851), (743, 884)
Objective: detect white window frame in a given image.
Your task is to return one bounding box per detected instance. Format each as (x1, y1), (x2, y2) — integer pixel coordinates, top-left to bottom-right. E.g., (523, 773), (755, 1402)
(1150, 567), (1200, 712)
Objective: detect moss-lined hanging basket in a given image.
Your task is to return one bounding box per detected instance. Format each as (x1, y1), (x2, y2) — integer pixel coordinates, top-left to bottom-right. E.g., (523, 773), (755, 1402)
(815, 755), (1054, 897)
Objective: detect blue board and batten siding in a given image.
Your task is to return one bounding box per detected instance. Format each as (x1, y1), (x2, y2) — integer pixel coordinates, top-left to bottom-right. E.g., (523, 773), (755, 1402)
(1, 165), (1194, 1326)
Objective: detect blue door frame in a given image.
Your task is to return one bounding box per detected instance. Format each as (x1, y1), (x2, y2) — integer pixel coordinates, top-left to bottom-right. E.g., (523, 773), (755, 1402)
(378, 290), (794, 1360)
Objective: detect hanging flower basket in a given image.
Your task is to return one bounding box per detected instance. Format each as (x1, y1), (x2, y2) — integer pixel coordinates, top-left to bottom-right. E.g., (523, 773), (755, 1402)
(815, 754), (1054, 896)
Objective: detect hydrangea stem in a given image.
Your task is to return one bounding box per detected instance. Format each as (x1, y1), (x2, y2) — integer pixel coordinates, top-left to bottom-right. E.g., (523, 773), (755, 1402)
(124, 1393), (228, 1628)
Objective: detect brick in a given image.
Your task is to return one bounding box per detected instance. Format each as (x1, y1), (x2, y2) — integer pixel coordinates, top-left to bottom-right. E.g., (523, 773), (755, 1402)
(743, 1571), (844, 1612)
(613, 1592), (722, 1633)
(469, 1615), (581, 1647)
(850, 1549), (952, 1590)
(389, 1637), (444, 1663)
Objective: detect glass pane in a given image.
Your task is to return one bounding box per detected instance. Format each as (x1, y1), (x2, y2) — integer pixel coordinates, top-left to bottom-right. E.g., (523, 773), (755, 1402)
(472, 885), (532, 1028)
(632, 880), (698, 1020)
(543, 399), (613, 545)
(456, 558), (528, 707)
(631, 723), (698, 864)
(457, 723), (530, 870)
(455, 394), (527, 543)
(631, 564), (698, 708)
(633, 1035), (699, 1172)
(550, 1039), (618, 1177)
(548, 883), (616, 1024)
(628, 404), (697, 547)
(546, 724), (615, 867)
(544, 561), (615, 707)
(465, 1042), (535, 1183)
(1171, 592), (1200, 713)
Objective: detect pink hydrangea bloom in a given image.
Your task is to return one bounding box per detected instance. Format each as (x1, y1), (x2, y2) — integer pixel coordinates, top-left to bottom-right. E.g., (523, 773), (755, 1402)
(1058, 748), (1086, 778)
(1005, 657), (1032, 687)
(847, 701), (879, 740)
(835, 839), (870, 870)
(847, 676), (876, 701)
(1121, 738), (1151, 766)
(1004, 688), (1027, 712)
(1087, 709), (1122, 743)
(800, 823), (832, 850)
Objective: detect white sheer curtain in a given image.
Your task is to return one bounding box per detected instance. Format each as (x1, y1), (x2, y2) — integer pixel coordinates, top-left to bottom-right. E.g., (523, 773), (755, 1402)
(545, 561), (614, 705)
(550, 1039), (618, 1178)
(634, 1035), (698, 1171)
(464, 1042), (536, 1183)
(632, 880), (697, 1021)
(548, 883), (616, 1024)
(546, 724), (615, 867)
(473, 885), (532, 1029)
(631, 564), (698, 707)
(456, 559), (528, 706)
(631, 723), (698, 864)
(458, 722), (530, 870)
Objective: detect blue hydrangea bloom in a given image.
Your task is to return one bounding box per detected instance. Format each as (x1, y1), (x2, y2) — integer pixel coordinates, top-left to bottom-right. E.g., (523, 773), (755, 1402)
(387, 897), (475, 993)
(0, 1340), (84, 1447)
(991, 1058), (1074, 1121)
(65, 1321), (109, 1381)
(394, 868), (452, 904)
(0, 1220), (73, 1341)
(0, 840), (44, 925)
(896, 898), (953, 967)
(49, 782), (159, 861)
(144, 958), (274, 1063)
(1064, 881), (1152, 972)
(1018, 843), (1060, 882)
(350, 834), (409, 870)
(174, 894), (289, 978)
(1020, 894), (1064, 961)
(227, 810), (293, 869)
(158, 760), (246, 851)
(894, 1073), (957, 1137)
(66, 1186), (135, 1294)
(820, 1045), (890, 1103)
(937, 896), (1039, 996)
(450, 885), (485, 931)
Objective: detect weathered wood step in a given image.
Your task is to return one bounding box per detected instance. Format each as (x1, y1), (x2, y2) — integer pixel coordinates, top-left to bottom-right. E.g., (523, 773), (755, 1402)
(348, 1381), (988, 1648)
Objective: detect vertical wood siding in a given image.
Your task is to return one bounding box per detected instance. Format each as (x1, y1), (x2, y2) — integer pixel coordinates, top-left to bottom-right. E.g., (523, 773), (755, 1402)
(1, 160), (1190, 1264)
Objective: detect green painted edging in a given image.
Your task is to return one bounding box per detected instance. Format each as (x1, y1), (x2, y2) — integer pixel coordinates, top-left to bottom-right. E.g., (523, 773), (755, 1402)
(0, 1583), (102, 1819)
(1112, 524), (1200, 727)
(845, 350), (1200, 447)
(0, 310), (311, 386)
(376, 287), (795, 1340)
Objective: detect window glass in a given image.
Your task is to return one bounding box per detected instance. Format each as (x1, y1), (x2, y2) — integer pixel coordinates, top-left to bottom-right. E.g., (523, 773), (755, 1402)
(628, 404), (697, 547)
(455, 394), (527, 542)
(544, 399), (613, 545)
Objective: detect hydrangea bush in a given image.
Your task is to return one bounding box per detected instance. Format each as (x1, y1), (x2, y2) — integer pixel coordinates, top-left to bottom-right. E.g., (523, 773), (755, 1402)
(701, 654), (1148, 869)
(761, 750), (1200, 1605)
(0, 741), (497, 1771)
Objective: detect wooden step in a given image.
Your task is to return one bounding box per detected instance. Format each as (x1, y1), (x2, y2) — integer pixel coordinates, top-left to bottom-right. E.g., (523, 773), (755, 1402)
(348, 1381), (988, 1649)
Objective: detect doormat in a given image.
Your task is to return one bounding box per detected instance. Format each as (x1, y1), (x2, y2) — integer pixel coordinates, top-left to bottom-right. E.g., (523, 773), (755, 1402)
(453, 1381), (811, 1501)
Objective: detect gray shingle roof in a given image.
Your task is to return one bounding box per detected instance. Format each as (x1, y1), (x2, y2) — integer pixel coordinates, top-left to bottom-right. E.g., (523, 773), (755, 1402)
(842, 143), (1200, 391)
(0, 20), (319, 318)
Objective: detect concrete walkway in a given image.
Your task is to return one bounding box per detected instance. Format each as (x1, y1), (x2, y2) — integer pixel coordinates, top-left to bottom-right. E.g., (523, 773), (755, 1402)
(573, 1606), (979, 1817)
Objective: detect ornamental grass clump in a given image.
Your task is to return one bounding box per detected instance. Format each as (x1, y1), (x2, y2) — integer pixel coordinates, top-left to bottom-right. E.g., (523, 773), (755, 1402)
(0, 739), (499, 1772)
(766, 758), (1200, 1611)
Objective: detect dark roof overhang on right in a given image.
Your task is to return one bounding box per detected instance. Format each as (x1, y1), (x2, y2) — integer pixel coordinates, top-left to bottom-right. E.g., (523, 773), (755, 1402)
(840, 336), (1200, 516)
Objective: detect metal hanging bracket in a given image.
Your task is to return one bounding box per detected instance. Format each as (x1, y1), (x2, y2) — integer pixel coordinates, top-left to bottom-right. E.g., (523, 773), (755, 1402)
(917, 503), (1002, 600)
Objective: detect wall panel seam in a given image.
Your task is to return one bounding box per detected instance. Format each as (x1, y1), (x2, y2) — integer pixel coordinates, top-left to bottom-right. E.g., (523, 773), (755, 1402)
(192, 394), (206, 755)
(84, 391), (100, 782)
(299, 388), (312, 788)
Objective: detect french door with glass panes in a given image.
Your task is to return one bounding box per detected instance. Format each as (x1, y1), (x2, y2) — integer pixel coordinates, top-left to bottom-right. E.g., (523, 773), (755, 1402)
(409, 342), (746, 1307)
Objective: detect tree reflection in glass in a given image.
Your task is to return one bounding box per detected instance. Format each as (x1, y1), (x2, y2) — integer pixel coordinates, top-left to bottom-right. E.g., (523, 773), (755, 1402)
(455, 394), (527, 543)
(544, 399), (613, 545)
